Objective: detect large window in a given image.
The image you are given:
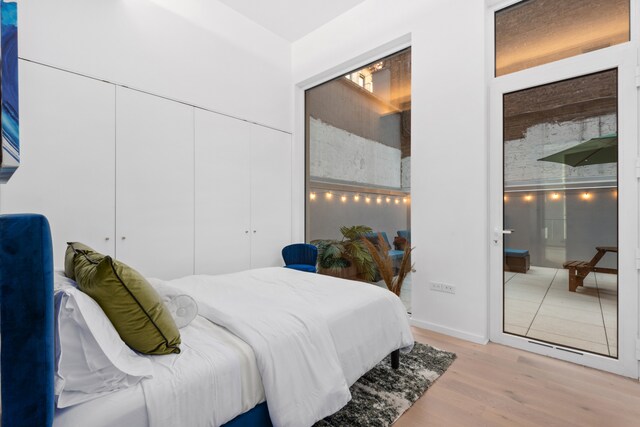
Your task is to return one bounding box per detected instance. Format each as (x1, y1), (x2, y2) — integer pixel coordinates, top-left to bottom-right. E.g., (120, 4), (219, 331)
(305, 48), (412, 308)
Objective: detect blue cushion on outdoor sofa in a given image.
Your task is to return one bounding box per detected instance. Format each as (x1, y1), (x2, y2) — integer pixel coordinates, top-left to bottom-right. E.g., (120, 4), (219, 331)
(0, 214), (55, 427)
(397, 230), (411, 242)
(388, 249), (404, 259)
(505, 248), (529, 258)
(364, 232), (403, 260)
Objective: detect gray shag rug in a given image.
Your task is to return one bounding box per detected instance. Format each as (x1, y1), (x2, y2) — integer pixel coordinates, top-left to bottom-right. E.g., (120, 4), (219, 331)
(315, 342), (456, 427)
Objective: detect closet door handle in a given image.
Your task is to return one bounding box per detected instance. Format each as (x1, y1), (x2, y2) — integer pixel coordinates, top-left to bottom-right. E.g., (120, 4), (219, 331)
(121, 236), (127, 240)
(253, 230), (257, 234)
(105, 237), (110, 241)
(245, 230), (249, 234)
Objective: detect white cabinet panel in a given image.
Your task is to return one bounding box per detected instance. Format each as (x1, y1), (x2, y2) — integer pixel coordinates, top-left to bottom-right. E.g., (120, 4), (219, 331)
(116, 88), (194, 279)
(250, 126), (292, 268)
(194, 109), (251, 274)
(0, 62), (116, 266)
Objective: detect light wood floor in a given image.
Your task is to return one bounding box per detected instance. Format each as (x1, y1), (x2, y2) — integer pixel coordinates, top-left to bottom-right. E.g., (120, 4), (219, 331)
(395, 327), (640, 427)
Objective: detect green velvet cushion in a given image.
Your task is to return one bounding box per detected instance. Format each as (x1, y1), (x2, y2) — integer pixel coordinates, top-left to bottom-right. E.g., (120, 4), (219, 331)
(73, 250), (181, 355)
(64, 242), (95, 280)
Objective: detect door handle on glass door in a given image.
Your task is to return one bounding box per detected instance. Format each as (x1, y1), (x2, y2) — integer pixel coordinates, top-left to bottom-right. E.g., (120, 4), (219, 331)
(493, 227), (514, 244)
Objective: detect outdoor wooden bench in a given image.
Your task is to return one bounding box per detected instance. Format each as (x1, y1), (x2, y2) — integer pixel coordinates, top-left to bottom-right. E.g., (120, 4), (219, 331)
(504, 248), (530, 274)
(563, 246), (617, 292)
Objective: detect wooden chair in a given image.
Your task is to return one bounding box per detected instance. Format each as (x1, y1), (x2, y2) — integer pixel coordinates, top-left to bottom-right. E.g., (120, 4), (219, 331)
(563, 246), (617, 292)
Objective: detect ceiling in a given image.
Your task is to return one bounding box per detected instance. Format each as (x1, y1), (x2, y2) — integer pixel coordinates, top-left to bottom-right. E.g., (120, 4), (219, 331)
(217, 0), (366, 42)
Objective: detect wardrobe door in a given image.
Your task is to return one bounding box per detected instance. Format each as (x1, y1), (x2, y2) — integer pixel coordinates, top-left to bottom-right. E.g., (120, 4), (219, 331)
(249, 126), (292, 268)
(194, 109), (251, 274)
(115, 87), (194, 279)
(0, 62), (116, 266)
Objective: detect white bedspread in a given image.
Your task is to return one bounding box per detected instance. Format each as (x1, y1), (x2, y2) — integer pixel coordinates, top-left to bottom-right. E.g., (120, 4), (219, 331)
(165, 267), (414, 427)
(141, 316), (265, 426)
(55, 315), (264, 427)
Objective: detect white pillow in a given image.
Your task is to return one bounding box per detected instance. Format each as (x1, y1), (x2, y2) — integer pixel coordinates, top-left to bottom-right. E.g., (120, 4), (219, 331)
(148, 278), (198, 329)
(54, 273), (153, 408)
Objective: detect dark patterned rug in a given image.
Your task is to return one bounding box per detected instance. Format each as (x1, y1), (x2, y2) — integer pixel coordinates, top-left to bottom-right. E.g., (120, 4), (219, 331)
(315, 342), (456, 427)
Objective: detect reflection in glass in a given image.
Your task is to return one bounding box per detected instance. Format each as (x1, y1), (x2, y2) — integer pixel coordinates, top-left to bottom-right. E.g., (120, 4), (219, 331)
(503, 69), (618, 358)
(305, 48), (412, 312)
(496, 0), (629, 76)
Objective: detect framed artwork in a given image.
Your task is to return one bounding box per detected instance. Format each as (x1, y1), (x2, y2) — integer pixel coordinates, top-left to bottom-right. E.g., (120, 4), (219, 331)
(0, 0), (18, 183)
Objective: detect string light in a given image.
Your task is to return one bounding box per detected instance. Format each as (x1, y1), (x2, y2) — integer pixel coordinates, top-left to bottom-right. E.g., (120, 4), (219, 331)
(613, 190), (618, 198)
(524, 194), (533, 202)
(504, 195), (508, 202)
(309, 190), (409, 205)
(550, 192), (560, 200)
(581, 192), (591, 200)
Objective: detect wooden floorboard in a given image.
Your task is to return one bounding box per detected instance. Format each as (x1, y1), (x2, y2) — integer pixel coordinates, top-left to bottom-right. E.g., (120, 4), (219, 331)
(395, 327), (640, 426)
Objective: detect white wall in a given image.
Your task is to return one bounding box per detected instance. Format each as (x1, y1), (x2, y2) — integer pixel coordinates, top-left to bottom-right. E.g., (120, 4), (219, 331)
(18, 0), (292, 132)
(293, 0), (489, 343)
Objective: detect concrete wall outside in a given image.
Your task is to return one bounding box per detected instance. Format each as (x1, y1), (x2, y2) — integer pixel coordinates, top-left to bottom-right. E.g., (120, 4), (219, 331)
(504, 187), (617, 269)
(504, 113), (618, 270)
(309, 117), (402, 187)
(505, 114), (617, 188)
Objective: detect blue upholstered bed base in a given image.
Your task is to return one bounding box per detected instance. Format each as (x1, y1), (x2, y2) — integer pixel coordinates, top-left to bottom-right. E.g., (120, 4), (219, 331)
(0, 214), (55, 427)
(0, 214), (271, 427)
(222, 402), (272, 427)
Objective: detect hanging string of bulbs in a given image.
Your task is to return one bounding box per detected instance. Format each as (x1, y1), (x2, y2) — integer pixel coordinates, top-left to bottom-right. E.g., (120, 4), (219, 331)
(309, 190), (410, 205)
(503, 189), (617, 202)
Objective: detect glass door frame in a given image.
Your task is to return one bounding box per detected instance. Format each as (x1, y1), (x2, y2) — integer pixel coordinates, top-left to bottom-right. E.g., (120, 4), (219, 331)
(488, 42), (639, 377)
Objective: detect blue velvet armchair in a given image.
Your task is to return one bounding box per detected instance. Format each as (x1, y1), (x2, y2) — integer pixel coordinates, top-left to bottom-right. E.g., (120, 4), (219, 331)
(282, 243), (318, 273)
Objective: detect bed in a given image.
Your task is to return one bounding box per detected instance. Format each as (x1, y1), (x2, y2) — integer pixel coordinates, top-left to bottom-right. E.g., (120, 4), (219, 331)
(0, 214), (413, 427)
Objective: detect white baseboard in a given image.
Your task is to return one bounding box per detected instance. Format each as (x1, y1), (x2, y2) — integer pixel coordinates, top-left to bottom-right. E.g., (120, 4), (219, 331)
(410, 317), (489, 345)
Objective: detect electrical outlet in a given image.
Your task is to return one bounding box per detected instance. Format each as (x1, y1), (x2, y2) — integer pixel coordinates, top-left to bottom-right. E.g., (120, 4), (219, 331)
(431, 282), (456, 294)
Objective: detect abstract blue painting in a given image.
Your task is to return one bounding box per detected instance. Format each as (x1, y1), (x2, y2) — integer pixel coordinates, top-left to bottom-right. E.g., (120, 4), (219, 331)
(0, 0), (18, 183)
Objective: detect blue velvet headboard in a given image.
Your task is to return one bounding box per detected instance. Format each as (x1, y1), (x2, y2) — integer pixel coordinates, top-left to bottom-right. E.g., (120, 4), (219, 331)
(0, 214), (55, 427)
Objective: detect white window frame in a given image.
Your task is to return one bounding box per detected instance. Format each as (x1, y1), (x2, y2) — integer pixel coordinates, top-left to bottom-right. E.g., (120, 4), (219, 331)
(486, 0), (640, 378)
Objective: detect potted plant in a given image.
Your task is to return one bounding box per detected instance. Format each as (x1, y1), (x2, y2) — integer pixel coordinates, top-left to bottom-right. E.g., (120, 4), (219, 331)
(362, 233), (414, 296)
(312, 225), (377, 282)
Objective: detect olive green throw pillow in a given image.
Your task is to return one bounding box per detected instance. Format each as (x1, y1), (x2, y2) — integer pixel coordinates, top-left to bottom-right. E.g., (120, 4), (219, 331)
(64, 242), (96, 280)
(73, 251), (181, 355)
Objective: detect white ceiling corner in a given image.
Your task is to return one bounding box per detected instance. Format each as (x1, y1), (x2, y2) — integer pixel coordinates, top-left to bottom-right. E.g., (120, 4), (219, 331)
(216, 0), (366, 42)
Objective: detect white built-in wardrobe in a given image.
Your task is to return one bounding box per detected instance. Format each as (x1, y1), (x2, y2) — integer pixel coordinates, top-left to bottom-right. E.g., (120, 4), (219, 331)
(0, 61), (292, 279)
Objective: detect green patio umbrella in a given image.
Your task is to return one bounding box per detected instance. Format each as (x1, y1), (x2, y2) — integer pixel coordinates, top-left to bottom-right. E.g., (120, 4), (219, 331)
(537, 134), (617, 167)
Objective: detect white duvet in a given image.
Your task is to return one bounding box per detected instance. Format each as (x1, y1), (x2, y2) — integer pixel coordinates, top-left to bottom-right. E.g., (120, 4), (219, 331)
(157, 267), (414, 427)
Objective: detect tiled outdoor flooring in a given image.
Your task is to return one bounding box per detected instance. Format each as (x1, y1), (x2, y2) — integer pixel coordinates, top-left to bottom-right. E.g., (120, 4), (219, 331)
(504, 266), (617, 357)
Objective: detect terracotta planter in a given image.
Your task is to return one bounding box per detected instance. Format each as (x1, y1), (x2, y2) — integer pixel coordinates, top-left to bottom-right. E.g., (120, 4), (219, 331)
(318, 265), (360, 281)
